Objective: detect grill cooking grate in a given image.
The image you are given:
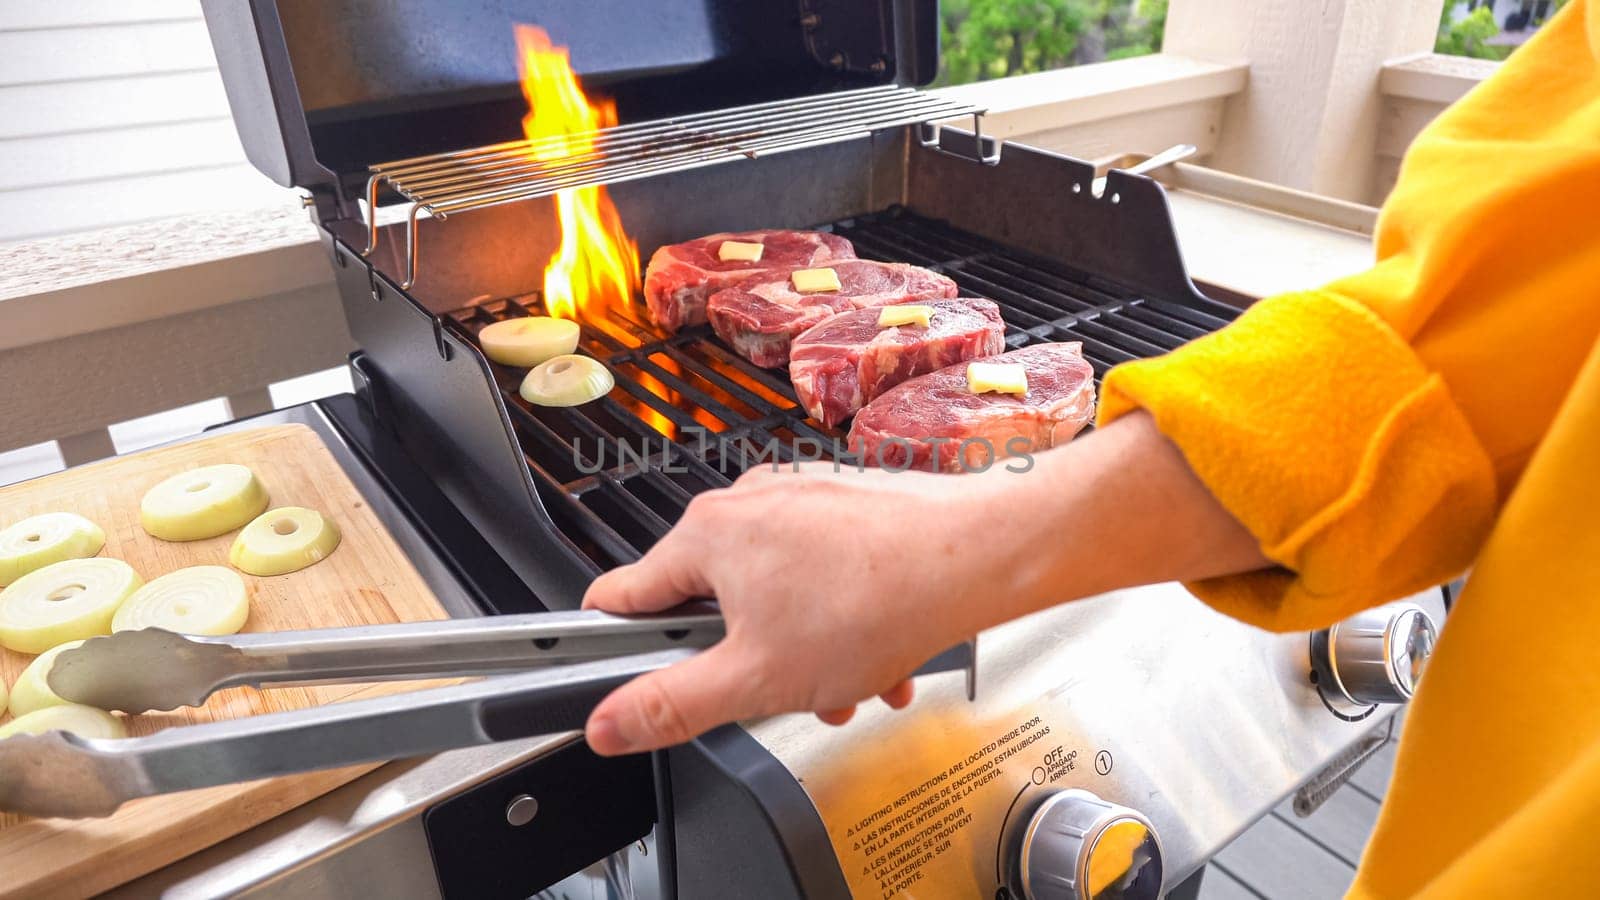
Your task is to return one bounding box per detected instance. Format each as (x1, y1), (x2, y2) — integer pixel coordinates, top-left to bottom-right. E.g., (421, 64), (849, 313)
(445, 208), (1239, 570)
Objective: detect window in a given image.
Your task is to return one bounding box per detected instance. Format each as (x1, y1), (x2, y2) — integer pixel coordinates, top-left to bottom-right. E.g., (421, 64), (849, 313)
(1437, 0), (1567, 60)
(935, 0), (1169, 87)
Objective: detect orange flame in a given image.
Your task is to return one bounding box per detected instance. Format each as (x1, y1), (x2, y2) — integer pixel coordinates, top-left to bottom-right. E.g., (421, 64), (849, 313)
(515, 25), (640, 320)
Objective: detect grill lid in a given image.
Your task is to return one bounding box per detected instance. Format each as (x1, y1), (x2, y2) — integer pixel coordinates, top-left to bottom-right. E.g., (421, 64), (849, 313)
(200, 0), (940, 195)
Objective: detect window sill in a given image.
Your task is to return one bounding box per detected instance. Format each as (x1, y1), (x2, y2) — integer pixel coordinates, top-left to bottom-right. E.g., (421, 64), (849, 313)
(1373, 53), (1498, 198)
(932, 53), (1249, 140)
(1380, 52), (1499, 105)
(0, 203), (326, 351)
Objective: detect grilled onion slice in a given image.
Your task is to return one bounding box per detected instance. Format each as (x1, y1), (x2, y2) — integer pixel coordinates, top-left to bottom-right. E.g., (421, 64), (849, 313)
(0, 704), (125, 741)
(229, 507), (341, 576)
(479, 316), (581, 367)
(519, 354), (614, 407)
(141, 464), (269, 541)
(0, 558), (142, 654)
(0, 512), (105, 587)
(6, 639), (82, 718)
(112, 565), (249, 636)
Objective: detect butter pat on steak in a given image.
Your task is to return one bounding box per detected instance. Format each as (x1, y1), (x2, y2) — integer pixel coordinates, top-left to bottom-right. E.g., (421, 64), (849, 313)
(847, 342), (1096, 473)
(643, 230), (854, 332)
(790, 297), (1007, 428)
(707, 260), (959, 367)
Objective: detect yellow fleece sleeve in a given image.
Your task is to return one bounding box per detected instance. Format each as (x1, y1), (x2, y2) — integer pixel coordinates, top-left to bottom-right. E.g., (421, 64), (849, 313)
(1099, 292), (1496, 630)
(1099, 1), (1600, 631)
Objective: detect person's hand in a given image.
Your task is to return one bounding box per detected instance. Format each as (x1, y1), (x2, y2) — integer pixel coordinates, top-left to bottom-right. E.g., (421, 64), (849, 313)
(579, 413), (1268, 757)
(581, 461), (1011, 756)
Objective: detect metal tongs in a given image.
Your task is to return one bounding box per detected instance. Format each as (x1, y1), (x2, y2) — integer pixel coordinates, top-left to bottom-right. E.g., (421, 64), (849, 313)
(0, 608), (976, 819)
(1090, 142), (1196, 196)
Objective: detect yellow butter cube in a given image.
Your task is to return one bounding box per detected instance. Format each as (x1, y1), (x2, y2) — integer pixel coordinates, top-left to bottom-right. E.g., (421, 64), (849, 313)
(967, 361), (1028, 396)
(718, 240), (764, 263)
(878, 305), (933, 328)
(791, 267), (842, 293)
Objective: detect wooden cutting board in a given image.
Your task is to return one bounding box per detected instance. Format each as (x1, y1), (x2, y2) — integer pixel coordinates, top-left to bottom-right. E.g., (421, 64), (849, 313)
(0, 423), (450, 899)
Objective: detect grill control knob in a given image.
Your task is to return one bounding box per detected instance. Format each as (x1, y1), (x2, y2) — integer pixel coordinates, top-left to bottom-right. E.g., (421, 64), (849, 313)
(1312, 602), (1438, 706)
(1013, 789), (1163, 900)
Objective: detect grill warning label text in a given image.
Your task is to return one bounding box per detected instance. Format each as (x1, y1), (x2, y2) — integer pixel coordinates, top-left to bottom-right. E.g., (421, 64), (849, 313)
(842, 715), (1052, 898)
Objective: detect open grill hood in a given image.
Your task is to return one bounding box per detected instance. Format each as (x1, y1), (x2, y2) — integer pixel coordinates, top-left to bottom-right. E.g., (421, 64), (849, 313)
(201, 0), (940, 196)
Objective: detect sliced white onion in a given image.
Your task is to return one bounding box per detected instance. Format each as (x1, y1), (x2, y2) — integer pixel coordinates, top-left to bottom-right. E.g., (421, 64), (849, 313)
(0, 512), (105, 587)
(112, 565), (249, 636)
(141, 463), (269, 542)
(519, 354), (615, 407)
(479, 316), (581, 367)
(0, 703), (126, 741)
(0, 558), (141, 654)
(229, 507), (342, 577)
(6, 639), (82, 718)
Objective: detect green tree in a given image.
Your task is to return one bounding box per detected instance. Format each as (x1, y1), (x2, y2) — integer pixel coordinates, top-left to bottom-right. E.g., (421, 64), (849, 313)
(936, 0), (1167, 86)
(1106, 0), (1168, 61)
(1435, 0), (1512, 60)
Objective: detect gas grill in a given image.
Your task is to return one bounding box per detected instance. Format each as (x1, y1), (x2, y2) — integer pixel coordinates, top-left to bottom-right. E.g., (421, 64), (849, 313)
(325, 116), (1240, 610)
(92, 2), (1450, 896)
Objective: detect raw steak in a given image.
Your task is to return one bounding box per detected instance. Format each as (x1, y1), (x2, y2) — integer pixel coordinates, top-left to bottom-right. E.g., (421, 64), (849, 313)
(847, 342), (1096, 473)
(706, 261), (959, 368)
(790, 298), (1007, 428)
(643, 230), (855, 332)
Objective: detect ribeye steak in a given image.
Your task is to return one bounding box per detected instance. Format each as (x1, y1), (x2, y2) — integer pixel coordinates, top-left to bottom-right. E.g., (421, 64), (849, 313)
(847, 342), (1096, 473)
(790, 298), (1007, 428)
(706, 261), (959, 368)
(643, 230), (855, 332)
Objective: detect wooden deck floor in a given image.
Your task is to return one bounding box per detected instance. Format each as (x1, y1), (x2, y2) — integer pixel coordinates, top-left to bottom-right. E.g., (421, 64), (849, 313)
(1198, 714), (1401, 899)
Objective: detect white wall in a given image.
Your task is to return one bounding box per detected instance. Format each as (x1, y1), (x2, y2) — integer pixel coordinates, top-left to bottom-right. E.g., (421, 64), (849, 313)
(0, 1), (293, 242)
(1164, 0), (1444, 204)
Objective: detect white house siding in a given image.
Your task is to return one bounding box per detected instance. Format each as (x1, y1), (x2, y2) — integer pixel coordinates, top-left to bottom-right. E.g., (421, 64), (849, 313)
(0, 1), (293, 242)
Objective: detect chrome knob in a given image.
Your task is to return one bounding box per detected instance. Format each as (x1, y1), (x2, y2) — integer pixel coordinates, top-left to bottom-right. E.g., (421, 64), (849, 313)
(1313, 602), (1437, 706)
(1015, 789), (1163, 900)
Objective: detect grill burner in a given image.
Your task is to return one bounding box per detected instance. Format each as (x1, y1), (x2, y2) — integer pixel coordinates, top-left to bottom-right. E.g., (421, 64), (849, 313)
(445, 207), (1239, 573)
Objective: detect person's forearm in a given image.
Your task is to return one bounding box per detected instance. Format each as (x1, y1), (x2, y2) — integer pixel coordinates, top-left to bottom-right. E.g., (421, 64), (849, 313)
(960, 411), (1270, 634)
(580, 410), (1273, 753)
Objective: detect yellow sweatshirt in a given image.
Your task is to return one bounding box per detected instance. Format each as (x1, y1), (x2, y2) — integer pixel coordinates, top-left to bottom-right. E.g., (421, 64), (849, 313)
(1098, 2), (1600, 896)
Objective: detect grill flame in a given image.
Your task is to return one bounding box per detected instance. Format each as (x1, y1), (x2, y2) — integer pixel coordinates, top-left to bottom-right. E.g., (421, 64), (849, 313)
(515, 25), (640, 320)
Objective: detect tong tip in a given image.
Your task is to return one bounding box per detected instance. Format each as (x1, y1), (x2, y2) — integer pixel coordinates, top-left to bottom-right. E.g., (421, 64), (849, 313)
(50, 629), (222, 713)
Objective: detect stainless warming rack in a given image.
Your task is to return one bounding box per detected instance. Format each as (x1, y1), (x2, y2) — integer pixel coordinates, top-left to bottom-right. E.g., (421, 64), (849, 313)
(360, 85), (990, 287)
